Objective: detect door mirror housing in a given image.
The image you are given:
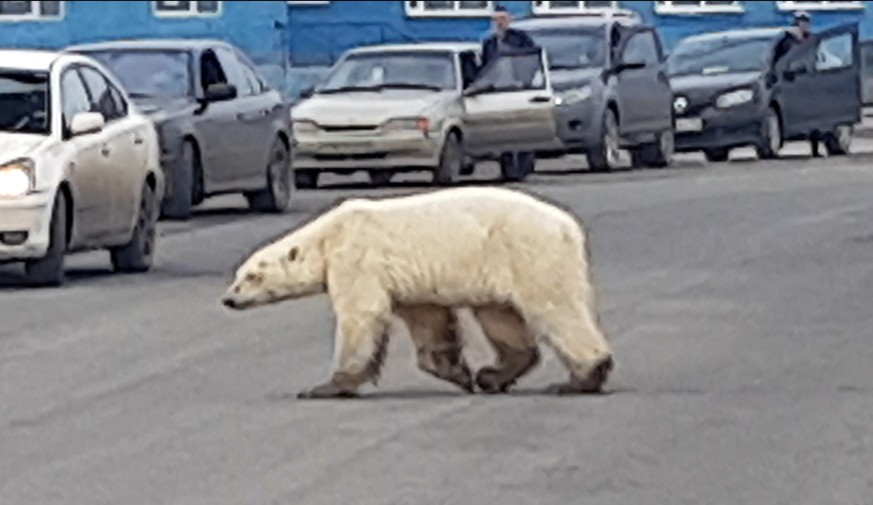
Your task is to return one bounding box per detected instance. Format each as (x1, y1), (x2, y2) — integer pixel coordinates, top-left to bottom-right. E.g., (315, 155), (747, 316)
(202, 83), (238, 103)
(69, 111), (106, 136)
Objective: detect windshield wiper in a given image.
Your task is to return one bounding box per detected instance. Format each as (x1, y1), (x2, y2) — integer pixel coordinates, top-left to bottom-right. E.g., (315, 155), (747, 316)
(378, 82), (443, 91)
(318, 85), (382, 94)
(550, 64), (585, 70)
(127, 92), (155, 99)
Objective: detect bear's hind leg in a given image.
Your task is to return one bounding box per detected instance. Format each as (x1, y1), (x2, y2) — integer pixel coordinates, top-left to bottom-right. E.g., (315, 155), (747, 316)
(298, 306), (392, 399)
(396, 304), (475, 394)
(529, 301), (614, 395)
(473, 305), (540, 394)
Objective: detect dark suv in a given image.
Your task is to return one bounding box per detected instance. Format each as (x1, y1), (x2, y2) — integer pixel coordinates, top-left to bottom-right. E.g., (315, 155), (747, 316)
(513, 14), (675, 171)
(667, 24), (861, 161)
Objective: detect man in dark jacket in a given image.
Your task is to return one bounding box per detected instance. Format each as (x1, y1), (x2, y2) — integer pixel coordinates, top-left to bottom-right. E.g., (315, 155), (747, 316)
(481, 5), (537, 181)
(772, 11), (823, 156)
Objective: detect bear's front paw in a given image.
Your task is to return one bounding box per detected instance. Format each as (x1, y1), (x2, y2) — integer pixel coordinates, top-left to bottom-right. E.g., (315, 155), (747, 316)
(475, 367), (510, 394)
(296, 382), (360, 400)
(545, 356), (613, 395)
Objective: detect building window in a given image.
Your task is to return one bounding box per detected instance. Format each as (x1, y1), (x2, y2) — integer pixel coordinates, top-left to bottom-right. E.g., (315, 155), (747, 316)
(153, 0), (222, 17)
(532, 1), (621, 15)
(776, 1), (863, 10)
(405, 1), (494, 18)
(0, 1), (63, 20)
(654, 1), (744, 15)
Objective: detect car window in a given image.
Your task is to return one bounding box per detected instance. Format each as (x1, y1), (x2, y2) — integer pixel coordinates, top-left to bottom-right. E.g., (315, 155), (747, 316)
(200, 49), (229, 93)
(0, 70), (49, 135)
(622, 31), (660, 65)
(816, 32), (853, 71)
(213, 47), (255, 97)
(466, 50), (545, 94)
(78, 66), (126, 122)
(85, 50), (192, 100)
(60, 68), (92, 133)
(234, 47), (268, 94)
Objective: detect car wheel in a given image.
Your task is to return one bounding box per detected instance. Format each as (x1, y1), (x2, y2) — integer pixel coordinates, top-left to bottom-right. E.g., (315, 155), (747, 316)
(704, 147), (730, 163)
(247, 137), (291, 213)
(434, 132), (463, 186)
(587, 108), (620, 172)
(368, 170), (395, 187)
(824, 124), (852, 156)
(111, 182), (158, 273)
(160, 140), (198, 221)
(25, 190), (68, 287)
(755, 108), (782, 160)
(294, 169), (319, 190)
(632, 129), (674, 169)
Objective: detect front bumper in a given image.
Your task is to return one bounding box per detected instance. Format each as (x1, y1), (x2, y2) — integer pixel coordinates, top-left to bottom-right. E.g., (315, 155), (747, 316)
(292, 131), (442, 172)
(674, 103), (763, 152)
(551, 100), (602, 152)
(0, 190), (54, 262)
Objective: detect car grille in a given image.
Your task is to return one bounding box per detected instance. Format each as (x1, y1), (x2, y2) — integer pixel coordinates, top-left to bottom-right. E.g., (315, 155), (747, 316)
(319, 125), (379, 132)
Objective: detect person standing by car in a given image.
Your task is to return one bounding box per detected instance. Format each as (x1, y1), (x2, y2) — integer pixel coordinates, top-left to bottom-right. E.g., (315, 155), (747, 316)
(480, 5), (537, 181)
(772, 11), (822, 156)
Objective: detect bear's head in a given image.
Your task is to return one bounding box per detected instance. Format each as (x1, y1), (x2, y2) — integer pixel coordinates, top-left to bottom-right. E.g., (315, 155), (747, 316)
(221, 238), (327, 311)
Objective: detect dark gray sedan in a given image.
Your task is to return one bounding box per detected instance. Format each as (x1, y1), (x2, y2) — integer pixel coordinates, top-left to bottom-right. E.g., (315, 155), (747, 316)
(68, 39), (293, 220)
(668, 24), (861, 162)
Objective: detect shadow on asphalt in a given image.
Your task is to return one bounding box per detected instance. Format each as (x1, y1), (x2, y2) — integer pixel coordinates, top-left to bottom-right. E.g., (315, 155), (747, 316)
(0, 266), (119, 290)
(268, 387), (626, 401)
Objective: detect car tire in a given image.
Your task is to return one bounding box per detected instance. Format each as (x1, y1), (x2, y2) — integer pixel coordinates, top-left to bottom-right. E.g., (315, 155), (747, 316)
(755, 107), (782, 160)
(587, 108), (620, 172)
(631, 129), (674, 169)
(368, 170), (395, 187)
(247, 137), (291, 213)
(25, 190), (68, 287)
(111, 182), (159, 273)
(161, 140), (198, 221)
(434, 132), (463, 186)
(294, 169), (319, 190)
(823, 124), (852, 156)
(704, 147), (730, 163)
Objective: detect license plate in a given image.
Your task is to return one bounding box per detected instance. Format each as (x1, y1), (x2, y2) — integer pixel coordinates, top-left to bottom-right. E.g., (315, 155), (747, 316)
(319, 141), (372, 152)
(676, 117), (703, 133)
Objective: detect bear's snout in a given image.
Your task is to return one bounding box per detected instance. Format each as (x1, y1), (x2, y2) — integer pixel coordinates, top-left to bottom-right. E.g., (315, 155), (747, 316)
(222, 296), (238, 309)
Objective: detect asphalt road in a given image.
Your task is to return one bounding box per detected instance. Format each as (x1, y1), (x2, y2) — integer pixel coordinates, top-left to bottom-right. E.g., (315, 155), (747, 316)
(2, 142), (873, 505)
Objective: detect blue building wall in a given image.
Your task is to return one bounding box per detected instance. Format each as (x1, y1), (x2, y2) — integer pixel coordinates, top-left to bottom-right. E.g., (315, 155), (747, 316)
(2, 1), (873, 98)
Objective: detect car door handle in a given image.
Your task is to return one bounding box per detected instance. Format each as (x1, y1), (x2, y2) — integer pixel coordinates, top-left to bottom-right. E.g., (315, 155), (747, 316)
(133, 136), (144, 145)
(529, 96), (551, 103)
(100, 146), (111, 157)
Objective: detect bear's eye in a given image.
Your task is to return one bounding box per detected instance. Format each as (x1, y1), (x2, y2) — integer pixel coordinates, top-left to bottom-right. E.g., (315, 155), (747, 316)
(288, 246), (299, 262)
(245, 272), (264, 285)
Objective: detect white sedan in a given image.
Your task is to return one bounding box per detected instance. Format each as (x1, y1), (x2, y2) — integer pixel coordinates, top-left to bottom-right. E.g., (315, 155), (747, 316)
(0, 49), (164, 286)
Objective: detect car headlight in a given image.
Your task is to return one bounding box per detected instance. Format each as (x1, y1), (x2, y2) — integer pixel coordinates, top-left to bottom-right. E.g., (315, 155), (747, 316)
(716, 89), (754, 109)
(382, 117), (431, 132)
(293, 120), (320, 135)
(555, 85), (592, 106)
(0, 159), (34, 198)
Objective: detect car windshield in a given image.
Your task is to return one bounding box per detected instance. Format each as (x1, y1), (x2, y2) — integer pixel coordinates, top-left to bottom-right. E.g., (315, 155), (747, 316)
(667, 36), (777, 77)
(0, 70), (50, 135)
(529, 29), (607, 70)
(84, 49), (192, 100)
(319, 51), (457, 93)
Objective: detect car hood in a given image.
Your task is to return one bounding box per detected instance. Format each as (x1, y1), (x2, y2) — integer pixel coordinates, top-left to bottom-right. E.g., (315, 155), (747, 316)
(131, 97), (198, 124)
(669, 71), (762, 94)
(550, 67), (603, 92)
(0, 133), (50, 164)
(292, 90), (455, 126)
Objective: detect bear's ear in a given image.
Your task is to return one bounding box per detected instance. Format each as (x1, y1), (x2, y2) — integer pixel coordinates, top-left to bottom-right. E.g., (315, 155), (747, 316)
(288, 246), (299, 262)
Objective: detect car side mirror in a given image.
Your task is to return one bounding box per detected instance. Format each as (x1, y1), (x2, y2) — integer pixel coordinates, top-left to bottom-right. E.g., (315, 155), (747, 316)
(616, 59), (646, 73)
(69, 111), (105, 136)
(202, 83), (238, 103)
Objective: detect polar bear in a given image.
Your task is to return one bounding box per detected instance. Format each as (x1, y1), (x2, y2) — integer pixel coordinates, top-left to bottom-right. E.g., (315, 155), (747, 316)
(221, 186), (614, 398)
